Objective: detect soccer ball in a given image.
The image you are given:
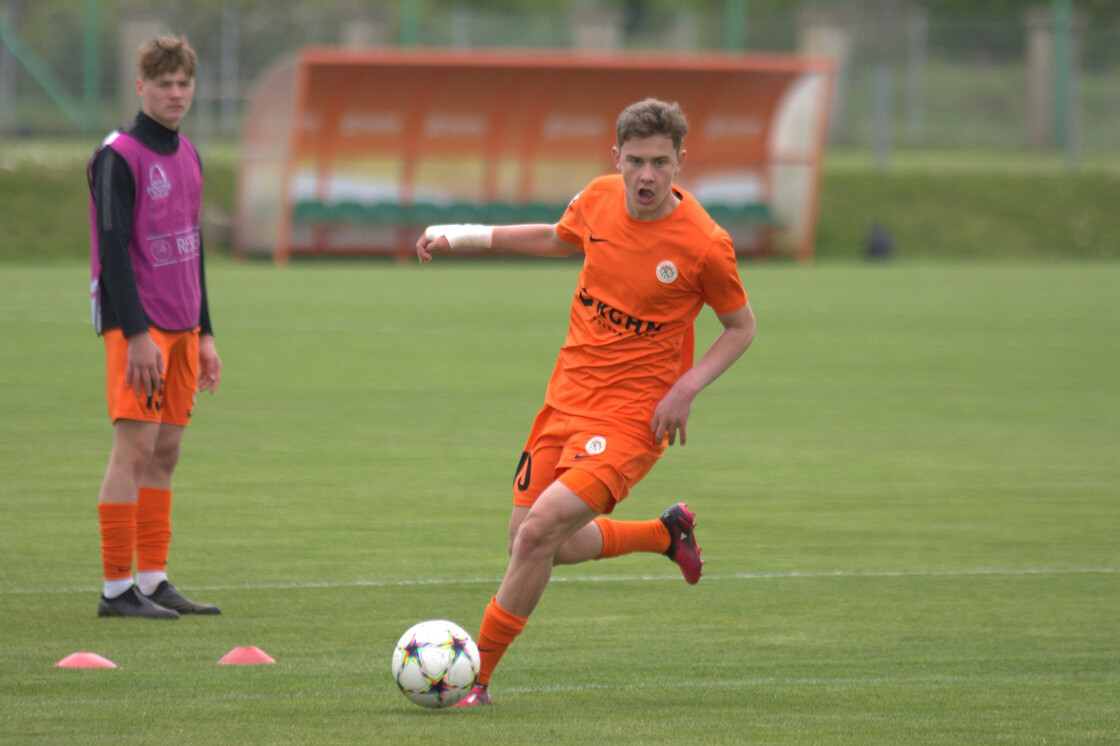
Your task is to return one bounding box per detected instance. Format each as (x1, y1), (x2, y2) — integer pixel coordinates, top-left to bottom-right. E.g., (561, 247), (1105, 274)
(391, 619), (480, 708)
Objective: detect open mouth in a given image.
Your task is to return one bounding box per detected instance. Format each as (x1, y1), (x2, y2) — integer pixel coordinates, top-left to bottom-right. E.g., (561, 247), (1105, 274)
(638, 187), (655, 202)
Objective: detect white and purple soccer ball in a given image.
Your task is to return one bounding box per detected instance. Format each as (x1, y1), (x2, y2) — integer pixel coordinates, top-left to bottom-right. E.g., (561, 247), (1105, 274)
(391, 619), (480, 708)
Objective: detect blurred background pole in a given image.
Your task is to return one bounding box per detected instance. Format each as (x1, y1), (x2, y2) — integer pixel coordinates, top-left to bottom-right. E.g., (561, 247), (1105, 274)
(724, 0), (746, 51)
(401, 0), (420, 46)
(905, 7), (926, 145)
(873, 65), (892, 171)
(0, 4), (14, 139)
(1051, 0), (1077, 164)
(0, 4), (84, 131)
(83, 0), (100, 136)
(220, 5), (240, 137)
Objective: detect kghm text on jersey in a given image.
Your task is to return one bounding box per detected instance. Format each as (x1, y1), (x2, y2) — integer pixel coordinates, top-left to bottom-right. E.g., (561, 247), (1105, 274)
(578, 288), (664, 338)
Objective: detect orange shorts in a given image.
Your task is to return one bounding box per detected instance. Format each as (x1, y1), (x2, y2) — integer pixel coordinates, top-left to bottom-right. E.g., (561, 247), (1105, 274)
(103, 327), (199, 426)
(512, 405), (665, 515)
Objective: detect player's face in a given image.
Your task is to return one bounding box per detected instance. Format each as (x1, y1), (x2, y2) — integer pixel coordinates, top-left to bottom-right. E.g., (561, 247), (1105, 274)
(137, 69), (195, 130)
(612, 134), (686, 221)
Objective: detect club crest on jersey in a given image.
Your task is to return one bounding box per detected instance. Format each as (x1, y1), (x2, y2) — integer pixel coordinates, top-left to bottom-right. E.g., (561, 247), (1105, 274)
(146, 163), (172, 200)
(585, 436), (607, 455)
(656, 261), (679, 284)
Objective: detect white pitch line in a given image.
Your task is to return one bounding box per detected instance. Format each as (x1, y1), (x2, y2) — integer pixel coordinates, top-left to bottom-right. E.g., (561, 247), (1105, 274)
(502, 669), (1120, 695)
(8, 670), (1117, 710)
(2, 566), (1115, 597)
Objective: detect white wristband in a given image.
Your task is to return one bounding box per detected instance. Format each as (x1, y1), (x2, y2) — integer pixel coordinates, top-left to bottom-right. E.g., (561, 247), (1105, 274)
(425, 224), (494, 250)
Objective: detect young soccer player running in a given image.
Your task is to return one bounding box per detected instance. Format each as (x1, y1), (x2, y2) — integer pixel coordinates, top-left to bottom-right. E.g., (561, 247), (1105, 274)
(88, 35), (222, 619)
(416, 98), (756, 705)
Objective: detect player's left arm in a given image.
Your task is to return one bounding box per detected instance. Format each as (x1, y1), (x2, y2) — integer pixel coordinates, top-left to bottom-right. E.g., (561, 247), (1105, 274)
(198, 333), (222, 393)
(650, 301), (755, 446)
(196, 224), (222, 394)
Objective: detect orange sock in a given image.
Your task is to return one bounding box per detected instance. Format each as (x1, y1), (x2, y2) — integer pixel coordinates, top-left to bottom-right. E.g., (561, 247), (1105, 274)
(99, 502), (136, 581)
(474, 597), (528, 686)
(136, 487), (172, 573)
(594, 517), (670, 559)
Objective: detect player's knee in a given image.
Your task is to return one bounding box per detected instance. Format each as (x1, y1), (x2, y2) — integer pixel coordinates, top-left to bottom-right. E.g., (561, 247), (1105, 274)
(151, 440), (181, 470)
(110, 442), (156, 480)
(510, 516), (561, 562)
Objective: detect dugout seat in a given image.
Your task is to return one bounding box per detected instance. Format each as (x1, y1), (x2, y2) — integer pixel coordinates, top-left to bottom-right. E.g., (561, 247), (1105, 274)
(705, 203), (774, 227)
(293, 201), (332, 224)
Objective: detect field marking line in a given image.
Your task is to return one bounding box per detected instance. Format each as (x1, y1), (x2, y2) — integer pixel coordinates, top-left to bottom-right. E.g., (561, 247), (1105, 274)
(3, 566), (1115, 597)
(503, 669), (1120, 696)
(7, 670), (1118, 710)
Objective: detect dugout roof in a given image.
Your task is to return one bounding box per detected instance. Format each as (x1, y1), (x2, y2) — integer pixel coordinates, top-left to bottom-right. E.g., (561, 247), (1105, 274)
(235, 47), (834, 261)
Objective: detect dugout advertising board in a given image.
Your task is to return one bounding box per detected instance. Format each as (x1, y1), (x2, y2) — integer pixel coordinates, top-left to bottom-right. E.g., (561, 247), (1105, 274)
(235, 48), (834, 262)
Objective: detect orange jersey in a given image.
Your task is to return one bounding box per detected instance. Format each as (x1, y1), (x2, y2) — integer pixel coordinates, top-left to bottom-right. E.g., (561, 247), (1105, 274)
(550, 174), (748, 433)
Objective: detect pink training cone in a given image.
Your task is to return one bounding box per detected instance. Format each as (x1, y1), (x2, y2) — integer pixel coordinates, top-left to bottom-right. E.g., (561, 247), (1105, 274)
(55, 652), (117, 669)
(218, 646), (276, 665)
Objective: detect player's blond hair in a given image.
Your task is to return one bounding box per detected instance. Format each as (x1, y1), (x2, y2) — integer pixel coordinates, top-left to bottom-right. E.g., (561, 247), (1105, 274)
(137, 35), (197, 80)
(615, 98), (689, 152)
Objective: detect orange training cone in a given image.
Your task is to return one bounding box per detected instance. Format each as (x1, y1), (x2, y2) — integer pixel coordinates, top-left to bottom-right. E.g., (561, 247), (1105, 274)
(55, 652), (117, 669)
(218, 645), (276, 665)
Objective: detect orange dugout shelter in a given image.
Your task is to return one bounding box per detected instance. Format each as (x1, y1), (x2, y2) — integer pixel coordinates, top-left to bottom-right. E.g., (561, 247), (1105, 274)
(235, 48), (834, 262)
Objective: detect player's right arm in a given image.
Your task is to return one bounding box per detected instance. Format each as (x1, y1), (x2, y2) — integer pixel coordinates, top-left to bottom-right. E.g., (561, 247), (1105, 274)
(417, 224), (578, 263)
(91, 147), (162, 396)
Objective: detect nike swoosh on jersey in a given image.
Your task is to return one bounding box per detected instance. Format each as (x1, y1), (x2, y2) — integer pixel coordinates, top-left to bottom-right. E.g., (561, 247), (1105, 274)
(588, 234), (608, 242)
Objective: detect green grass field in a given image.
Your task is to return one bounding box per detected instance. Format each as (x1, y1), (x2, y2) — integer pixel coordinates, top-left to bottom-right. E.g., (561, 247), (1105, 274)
(1, 259), (1117, 744)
